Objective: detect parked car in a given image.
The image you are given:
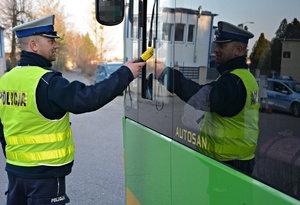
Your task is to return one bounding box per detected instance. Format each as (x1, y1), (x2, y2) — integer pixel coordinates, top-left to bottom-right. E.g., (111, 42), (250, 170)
(94, 62), (123, 83)
(258, 76), (300, 117)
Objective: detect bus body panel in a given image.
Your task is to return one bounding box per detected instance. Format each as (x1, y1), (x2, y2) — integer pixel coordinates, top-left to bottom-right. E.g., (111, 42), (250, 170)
(171, 140), (299, 205)
(123, 117), (299, 204)
(123, 118), (172, 204)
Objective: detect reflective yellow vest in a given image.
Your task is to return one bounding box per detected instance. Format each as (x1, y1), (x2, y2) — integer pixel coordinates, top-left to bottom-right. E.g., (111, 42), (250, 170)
(198, 69), (259, 161)
(0, 66), (75, 167)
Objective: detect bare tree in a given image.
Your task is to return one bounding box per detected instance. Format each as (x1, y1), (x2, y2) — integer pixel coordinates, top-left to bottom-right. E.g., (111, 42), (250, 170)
(0, 0), (34, 67)
(77, 33), (98, 75)
(35, 0), (68, 71)
(1, 0), (98, 72)
(90, 1), (123, 62)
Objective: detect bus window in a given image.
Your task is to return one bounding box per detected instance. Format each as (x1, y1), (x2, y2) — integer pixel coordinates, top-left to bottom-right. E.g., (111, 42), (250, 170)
(162, 23), (172, 41)
(95, 0), (124, 26)
(175, 23), (185, 41)
(187, 24), (195, 42)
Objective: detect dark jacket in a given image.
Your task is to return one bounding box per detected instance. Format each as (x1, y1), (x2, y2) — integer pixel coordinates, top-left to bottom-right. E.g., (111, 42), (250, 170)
(158, 55), (249, 117)
(0, 51), (133, 178)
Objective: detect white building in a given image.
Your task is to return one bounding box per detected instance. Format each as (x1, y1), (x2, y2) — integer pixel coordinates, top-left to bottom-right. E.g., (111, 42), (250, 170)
(281, 38), (300, 81)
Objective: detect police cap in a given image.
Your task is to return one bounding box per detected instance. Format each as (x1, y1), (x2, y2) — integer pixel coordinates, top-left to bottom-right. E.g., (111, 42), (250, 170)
(214, 21), (254, 44)
(12, 14), (61, 38)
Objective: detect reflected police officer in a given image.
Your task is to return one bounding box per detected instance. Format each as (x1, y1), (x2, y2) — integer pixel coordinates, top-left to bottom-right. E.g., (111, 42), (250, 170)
(0, 14), (145, 204)
(155, 21), (259, 175)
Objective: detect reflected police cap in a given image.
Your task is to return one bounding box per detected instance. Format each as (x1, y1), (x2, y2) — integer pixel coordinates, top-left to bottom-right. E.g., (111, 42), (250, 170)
(214, 21), (254, 44)
(12, 14), (61, 38)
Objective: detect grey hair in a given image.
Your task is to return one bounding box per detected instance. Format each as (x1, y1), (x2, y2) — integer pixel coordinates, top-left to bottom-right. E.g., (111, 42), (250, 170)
(233, 41), (248, 55)
(17, 36), (40, 50)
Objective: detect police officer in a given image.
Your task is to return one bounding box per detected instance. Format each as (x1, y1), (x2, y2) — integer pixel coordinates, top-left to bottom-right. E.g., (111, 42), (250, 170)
(154, 21), (259, 175)
(0, 14), (145, 205)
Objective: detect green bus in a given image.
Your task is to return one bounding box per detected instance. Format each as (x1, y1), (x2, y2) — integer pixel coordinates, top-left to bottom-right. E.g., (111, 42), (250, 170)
(96, 0), (300, 204)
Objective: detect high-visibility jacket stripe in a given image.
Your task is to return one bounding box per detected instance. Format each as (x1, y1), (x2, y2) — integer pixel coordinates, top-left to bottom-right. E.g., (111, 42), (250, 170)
(6, 145), (75, 162)
(6, 129), (72, 145)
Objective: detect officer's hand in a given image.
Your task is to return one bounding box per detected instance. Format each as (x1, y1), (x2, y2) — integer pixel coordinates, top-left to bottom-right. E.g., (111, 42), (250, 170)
(147, 59), (166, 78)
(124, 58), (146, 78)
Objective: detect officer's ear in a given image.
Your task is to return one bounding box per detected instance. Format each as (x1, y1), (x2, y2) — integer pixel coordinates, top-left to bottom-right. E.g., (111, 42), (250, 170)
(234, 42), (245, 56)
(29, 37), (39, 52)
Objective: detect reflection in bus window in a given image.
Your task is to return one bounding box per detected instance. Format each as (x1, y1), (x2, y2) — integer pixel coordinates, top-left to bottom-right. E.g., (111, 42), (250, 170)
(283, 51), (291, 58)
(187, 24), (194, 42)
(274, 82), (288, 93)
(175, 23), (185, 41)
(119, 0), (300, 203)
(162, 23), (172, 41)
(130, 17), (139, 38)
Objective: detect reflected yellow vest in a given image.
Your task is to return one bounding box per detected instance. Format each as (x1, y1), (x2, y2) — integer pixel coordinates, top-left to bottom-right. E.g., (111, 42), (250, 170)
(0, 66), (75, 167)
(198, 69), (259, 161)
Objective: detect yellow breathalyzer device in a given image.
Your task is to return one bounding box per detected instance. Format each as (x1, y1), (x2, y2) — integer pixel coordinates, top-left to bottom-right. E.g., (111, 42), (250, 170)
(135, 47), (154, 62)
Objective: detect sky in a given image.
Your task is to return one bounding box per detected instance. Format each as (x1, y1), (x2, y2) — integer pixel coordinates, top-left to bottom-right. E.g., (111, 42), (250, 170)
(60, 0), (93, 34)
(199, 0), (300, 50)
(61, 0), (123, 59)
(60, 0), (300, 59)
